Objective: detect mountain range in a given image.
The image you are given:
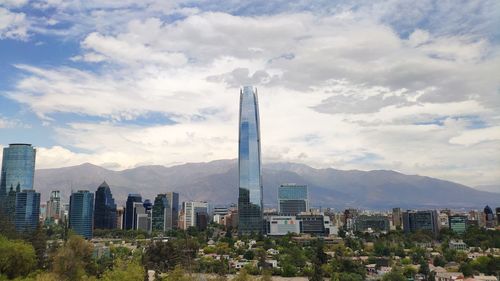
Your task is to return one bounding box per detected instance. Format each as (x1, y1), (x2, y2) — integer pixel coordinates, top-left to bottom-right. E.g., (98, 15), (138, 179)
(34, 159), (500, 210)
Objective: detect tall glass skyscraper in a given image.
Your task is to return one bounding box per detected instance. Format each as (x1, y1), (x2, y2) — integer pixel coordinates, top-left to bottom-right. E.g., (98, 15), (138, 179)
(0, 144), (36, 207)
(14, 190), (40, 232)
(238, 86), (263, 234)
(124, 193), (142, 230)
(278, 184), (308, 215)
(93, 181), (117, 229)
(69, 190), (94, 239)
(152, 192), (179, 232)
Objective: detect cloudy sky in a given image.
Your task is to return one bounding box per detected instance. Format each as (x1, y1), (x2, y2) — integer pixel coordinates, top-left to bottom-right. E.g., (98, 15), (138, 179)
(0, 0), (499, 190)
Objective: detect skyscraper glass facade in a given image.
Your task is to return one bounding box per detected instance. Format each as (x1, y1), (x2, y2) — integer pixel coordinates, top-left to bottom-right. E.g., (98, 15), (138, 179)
(449, 215), (467, 235)
(0, 144), (36, 209)
(124, 193), (142, 230)
(94, 181), (117, 229)
(278, 184), (308, 215)
(238, 86), (263, 234)
(69, 190), (94, 239)
(14, 190), (40, 232)
(402, 210), (439, 236)
(152, 192), (179, 232)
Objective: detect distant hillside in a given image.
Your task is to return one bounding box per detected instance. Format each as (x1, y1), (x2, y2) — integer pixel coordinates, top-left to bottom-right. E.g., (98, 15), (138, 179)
(34, 160), (500, 209)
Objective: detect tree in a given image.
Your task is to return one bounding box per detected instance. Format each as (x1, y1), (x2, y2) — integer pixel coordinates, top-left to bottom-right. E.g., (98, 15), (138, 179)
(374, 241), (391, 256)
(403, 265), (417, 279)
(0, 210), (16, 239)
(329, 258), (366, 279)
(419, 261), (430, 280)
(243, 250), (255, 260)
(0, 235), (37, 279)
(100, 259), (145, 281)
(233, 268), (254, 281)
(29, 223), (48, 269)
(52, 235), (94, 281)
(433, 256), (446, 267)
(281, 262), (298, 277)
(382, 269), (406, 281)
(310, 240), (328, 281)
(260, 269), (272, 281)
(161, 265), (191, 281)
(144, 240), (179, 272)
(256, 248), (268, 270)
(332, 272), (363, 281)
(460, 262), (474, 277)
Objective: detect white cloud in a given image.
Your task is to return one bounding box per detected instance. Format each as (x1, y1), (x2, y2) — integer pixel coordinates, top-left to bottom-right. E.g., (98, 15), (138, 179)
(0, 7), (29, 39)
(0, 0), (28, 8)
(0, 115), (28, 128)
(81, 31), (188, 66)
(449, 126), (500, 146)
(2, 3), (500, 187)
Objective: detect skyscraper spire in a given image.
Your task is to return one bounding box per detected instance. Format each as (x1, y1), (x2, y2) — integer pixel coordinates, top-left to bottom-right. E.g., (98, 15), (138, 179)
(238, 86), (263, 234)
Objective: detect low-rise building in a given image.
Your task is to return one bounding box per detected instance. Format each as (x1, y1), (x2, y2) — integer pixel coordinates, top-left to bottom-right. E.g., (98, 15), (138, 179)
(449, 240), (468, 251)
(354, 215), (390, 233)
(435, 272), (464, 281)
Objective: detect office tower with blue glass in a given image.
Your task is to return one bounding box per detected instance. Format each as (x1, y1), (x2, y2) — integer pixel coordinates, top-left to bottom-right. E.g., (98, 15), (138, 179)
(484, 205), (495, 228)
(0, 144), (36, 212)
(15, 189), (41, 232)
(124, 193), (142, 230)
(238, 86), (263, 234)
(152, 192), (179, 232)
(278, 184), (308, 215)
(0, 144), (36, 193)
(69, 190), (94, 239)
(94, 181), (117, 229)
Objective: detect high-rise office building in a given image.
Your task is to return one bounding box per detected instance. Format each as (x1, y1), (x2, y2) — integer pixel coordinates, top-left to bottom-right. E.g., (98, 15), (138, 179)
(124, 193), (142, 230)
(496, 207), (500, 225)
(46, 190), (61, 223)
(449, 215), (467, 235)
(14, 189), (40, 232)
(39, 203), (47, 221)
(402, 210), (439, 236)
(152, 192), (179, 232)
(354, 215), (390, 232)
(69, 190), (94, 239)
(116, 206), (124, 230)
(5, 184), (19, 219)
(438, 212), (449, 229)
(392, 208), (402, 229)
(484, 205), (495, 228)
(61, 203), (70, 223)
(133, 200), (152, 232)
(296, 213), (332, 236)
(182, 201), (209, 230)
(94, 181), (117, 229)
(0, 144), (36, 221)
(278, 184), (308, 215)
(238, 86), (263, 234)
(266, 216), (301, 236)
(0, 144), (36, 195)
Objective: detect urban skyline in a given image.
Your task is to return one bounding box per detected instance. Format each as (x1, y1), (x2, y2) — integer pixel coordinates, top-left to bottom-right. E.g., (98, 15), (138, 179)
(0, 1), (499, 191)
(0, 2), (499, 281)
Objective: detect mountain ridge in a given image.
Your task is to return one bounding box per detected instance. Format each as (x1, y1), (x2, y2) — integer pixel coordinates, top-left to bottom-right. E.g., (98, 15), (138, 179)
(34, 160), (500, 210)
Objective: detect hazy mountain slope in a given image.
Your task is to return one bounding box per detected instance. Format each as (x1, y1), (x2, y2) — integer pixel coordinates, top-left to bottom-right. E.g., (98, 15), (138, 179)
(34, 160), (500, 209)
